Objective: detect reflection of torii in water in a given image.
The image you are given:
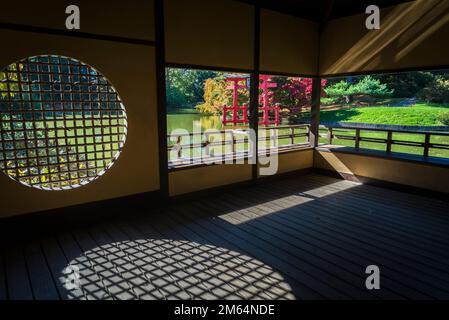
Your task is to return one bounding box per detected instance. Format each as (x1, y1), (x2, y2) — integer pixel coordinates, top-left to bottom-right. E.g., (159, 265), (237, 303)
(221, 75), (280, 127)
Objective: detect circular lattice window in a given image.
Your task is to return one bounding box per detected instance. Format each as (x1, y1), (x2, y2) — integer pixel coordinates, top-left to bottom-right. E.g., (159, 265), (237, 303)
(0, 55), (127, 190)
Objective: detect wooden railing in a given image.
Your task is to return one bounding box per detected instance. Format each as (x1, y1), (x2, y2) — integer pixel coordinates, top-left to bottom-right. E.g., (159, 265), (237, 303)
(167, 124), (310, 167)
(319, 124), (449, 158)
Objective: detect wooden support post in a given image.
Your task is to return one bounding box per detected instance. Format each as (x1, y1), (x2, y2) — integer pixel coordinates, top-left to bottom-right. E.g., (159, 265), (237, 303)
(386, 131), (393, 153)
(290, 127), (295, 145)
(328, 127), (333, 145)
(231, 131), (236, 156)
(175, 136), (182, 159)
(250, 5), (260, 181)
(355, 129), (361, 149)
(271, 129), (278, 148)
(310, 77), (321, 148)
(424, 133), (431, 157)
(154, 0), (168, 198)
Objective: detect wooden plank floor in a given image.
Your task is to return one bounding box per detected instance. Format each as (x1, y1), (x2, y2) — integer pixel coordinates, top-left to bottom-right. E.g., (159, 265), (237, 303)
(1, 173), (449, 300)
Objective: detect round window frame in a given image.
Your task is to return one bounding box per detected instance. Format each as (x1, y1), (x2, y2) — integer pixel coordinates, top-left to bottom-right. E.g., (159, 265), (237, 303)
(0, 54), (128, 191)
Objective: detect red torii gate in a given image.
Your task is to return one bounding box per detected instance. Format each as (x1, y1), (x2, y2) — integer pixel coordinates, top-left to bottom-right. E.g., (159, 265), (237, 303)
(222, 77), (248, 126)
(221, 75), (280, 127)
(259, 75), (280, 127)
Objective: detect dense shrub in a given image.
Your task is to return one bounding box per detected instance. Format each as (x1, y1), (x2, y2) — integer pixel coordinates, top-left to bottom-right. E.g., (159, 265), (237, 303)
(418, 76), (449, 103)
(321, 97), (339, 105)
(438, 111), (449, 125)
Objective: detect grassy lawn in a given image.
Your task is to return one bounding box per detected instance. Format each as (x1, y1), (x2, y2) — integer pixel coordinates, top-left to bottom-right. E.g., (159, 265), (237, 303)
(320, 103), (449, 126)
(318, 103), (449, 158)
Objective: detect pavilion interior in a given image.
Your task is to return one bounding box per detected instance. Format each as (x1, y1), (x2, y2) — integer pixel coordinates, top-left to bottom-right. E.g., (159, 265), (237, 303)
(0, 0), (449, 300)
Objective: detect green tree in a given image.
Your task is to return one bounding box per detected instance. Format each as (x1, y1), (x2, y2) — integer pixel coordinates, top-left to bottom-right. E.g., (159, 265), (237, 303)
(325, 75), (393, 103)
(353, 75), (393, 97)
(324, 80), (352, 103)
(165, 68), (217, 108)
(418, 75), (449, 103)
(372, 72), (434, 98)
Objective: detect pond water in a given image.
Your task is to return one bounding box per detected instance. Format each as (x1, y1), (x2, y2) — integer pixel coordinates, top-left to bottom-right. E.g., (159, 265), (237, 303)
(167, 111), (295, 133)
(167, 112), (227, 133)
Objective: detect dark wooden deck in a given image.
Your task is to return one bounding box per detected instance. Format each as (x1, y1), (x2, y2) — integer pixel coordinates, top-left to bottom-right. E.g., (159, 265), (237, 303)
(1, 173), (449, 300)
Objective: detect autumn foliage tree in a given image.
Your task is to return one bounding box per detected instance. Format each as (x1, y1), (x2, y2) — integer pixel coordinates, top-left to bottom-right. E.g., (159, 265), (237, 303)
(269, 77), (327, 113)
(196, 76), (249, 114)
(196, 76), (230, 114)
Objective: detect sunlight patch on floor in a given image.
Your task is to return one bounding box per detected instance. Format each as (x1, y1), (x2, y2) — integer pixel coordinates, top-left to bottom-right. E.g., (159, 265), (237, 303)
(63, 239), (294, 300)
(219, 180), (358, 225)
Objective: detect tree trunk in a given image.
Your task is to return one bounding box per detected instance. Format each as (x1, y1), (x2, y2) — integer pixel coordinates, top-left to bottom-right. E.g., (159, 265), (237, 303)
(345, 95), (353, 104)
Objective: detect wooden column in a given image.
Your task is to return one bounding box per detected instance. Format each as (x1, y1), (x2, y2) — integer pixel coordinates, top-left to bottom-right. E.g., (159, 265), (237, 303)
(154, 0), (169, 198)
(250, 4), (260, 181)
(310, 77), (322, 148)
(424, 133), (431, 157)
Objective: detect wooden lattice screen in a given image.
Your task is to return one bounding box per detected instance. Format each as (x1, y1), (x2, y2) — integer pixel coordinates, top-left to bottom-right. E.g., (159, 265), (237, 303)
(0, 55), (127, 190)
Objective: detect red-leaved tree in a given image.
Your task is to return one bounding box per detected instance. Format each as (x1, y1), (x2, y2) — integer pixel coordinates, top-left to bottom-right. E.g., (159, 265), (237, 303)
(263, 77), (327, 113)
